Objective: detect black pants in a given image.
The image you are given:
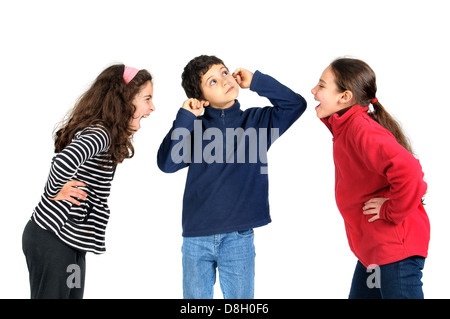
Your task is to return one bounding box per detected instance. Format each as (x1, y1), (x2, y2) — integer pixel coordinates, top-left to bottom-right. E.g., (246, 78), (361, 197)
(22, 219), (86, 299)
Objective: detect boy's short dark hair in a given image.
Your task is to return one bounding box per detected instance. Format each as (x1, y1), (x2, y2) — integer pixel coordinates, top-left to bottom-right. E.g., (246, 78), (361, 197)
(181, 55), (226, 99)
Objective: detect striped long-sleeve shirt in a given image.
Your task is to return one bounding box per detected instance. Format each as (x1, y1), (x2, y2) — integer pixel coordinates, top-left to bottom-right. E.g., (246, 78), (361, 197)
(31, 126), (116, 254)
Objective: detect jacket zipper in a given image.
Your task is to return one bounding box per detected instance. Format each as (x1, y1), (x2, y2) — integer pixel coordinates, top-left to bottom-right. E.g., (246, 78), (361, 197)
(221, 110), (225, 125)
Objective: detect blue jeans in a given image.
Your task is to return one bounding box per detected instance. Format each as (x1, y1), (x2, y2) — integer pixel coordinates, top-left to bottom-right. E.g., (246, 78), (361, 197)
(182, 229), (255, 299)
(349, 256), (426, 299)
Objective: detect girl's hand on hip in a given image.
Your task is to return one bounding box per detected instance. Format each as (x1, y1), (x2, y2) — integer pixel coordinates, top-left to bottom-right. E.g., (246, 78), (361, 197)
(363, 197), (389, 222)
(49, 180), (87, 206)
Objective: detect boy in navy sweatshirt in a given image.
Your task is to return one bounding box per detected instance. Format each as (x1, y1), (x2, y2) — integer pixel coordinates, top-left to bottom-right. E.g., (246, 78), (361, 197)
(157, 55), (306, 298)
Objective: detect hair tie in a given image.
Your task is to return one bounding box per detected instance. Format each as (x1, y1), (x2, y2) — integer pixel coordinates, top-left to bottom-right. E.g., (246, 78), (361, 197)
(371, 98), (378, 104)
(123, 66), (139, 84)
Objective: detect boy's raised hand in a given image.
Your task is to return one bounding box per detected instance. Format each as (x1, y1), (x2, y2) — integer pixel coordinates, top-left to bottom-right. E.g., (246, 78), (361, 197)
(182, 98), (209, 117)
(233, 68), (253, 89)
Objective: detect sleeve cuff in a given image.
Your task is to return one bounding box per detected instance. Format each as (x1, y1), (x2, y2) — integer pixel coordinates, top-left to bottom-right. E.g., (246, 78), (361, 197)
(249, 70), (263, 92)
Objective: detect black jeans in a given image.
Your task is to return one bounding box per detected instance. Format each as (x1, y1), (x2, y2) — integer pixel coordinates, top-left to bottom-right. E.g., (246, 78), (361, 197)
(22, 219), (86, 299)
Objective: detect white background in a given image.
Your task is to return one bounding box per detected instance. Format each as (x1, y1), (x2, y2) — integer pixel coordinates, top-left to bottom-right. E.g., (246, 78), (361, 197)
(1, 0), (449, 299)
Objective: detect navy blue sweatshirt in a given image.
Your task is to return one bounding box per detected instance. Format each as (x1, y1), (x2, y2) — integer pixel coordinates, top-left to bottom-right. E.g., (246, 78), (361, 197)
(157, 71), (306, 237)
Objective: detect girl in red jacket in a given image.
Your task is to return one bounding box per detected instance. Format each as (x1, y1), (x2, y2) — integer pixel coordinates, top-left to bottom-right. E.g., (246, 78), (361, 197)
(311, 58), (430, 299)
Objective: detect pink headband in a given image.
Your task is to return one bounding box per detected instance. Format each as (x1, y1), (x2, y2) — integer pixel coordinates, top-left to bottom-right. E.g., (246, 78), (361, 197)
(123, 66), (139, 84)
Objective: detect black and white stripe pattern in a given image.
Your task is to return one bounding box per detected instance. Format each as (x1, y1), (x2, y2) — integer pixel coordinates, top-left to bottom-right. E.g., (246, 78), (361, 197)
(31, 126), (115, 254)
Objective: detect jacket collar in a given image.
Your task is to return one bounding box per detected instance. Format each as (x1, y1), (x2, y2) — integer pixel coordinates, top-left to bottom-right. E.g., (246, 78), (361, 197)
(321, 104), (369, 137)
(203, 100), (241, 119)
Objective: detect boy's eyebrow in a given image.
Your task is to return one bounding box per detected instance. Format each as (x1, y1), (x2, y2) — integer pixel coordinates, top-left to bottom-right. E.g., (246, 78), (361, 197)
(205, 74), (214, 84)
(319, 79), (326, 84)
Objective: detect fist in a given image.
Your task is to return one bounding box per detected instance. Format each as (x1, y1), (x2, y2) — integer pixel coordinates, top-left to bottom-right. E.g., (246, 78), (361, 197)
(182, 98), (209, 117)
(232, 68), (253, 89)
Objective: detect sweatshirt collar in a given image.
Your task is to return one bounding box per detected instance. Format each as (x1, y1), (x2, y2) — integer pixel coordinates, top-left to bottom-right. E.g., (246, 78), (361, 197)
(321, 104), (369, 137)
(203, 100), (241, 119)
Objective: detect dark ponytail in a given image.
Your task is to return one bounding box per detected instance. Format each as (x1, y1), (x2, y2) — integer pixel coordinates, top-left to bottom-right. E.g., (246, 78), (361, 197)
(330, 58), (414, 155)
(370, 100), (413, 154)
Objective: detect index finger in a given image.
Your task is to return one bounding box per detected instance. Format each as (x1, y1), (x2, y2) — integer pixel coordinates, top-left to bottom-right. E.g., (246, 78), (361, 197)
(67, 196), (82, 206)
(368, 215), (380, 223)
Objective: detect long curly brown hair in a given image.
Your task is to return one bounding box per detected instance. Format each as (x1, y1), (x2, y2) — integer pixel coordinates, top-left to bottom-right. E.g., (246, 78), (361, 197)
(54, 64), (152, 166)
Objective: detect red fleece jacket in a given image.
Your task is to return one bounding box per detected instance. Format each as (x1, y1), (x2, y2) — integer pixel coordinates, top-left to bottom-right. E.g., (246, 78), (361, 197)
(322, 105), (430, 267)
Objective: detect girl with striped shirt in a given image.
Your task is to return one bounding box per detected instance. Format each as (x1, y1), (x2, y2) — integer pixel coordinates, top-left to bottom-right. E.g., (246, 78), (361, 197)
(22, 64), (155, 298)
